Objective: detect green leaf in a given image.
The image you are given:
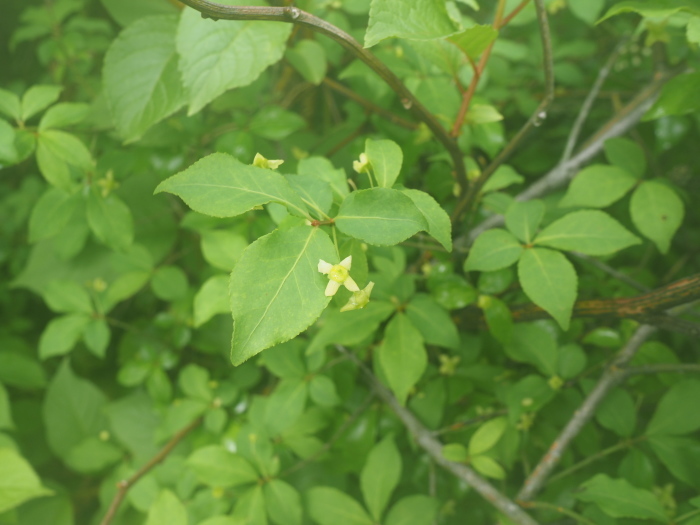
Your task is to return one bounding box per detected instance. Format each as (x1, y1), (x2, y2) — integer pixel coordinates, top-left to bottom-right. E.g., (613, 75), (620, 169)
(87, 190), (134, 251)
(286, 39), (327, 85)
(385, 495), (439, 525)
(534, 210), (641, 256)
(644, 72), (700, 120)
(0, 88), (21, 121)
(405, 294), (459, 349)
(365, 138), (403, 188)
(286, 174), (333, 220)
(177, 5), (292, 115)
(360, 435), (402, 521)
(151, 265), (188, 301)
(155, 153), (309, 219)
(479, 295), (512, 344)
(230, 226), (336, 364)
(569, 0), (605, 25)
(39, 314), (91, 359)
(646, 379), (700, 436)
(264, 479), (302, 525)
(576, 474), (667, 522)
(335, 188), (427, 246)
(100, 0), (178, 26)
(469, 417), (507, 455)
(261, 340), (306, 379)
(64, 437), (122, 473)
(307, 486), (373, 525)
(83, 318), (110, 358)
(518, 248), (577, 331)
(504, 323), (558, 376)
(103, 15), (185, 142)
(648, 435), (700, 488)
(43, 279), (93, 314)
(0, 448), (53, 514)
(43, 361), (108, 457)
(598, 0), (700, 23)
(249, 106), (306, 141)
(471, 455), (506, 479)
(39, 102), (90, 131)
(596, 388), (636, 437)
(20, 85), (62, 122)
(36, 130), (92, 189)
(0, 351), (46, 390)
(193, 275), (231, 327)
(186, 445), (259, 487)
(145, 490), (187, 525)
(464, 229), (523, 272)
(200, 230), (249, 271)
(448, 24), (498, 59)
(232, 485), (267, 525)
(401, 189), (452, 251)
(298, 157), (349, 202)
(629, 180), (684, 254)
(482, 165), (524, 193)
(27, 189), (83, 243)
(442, 443), (468, 462)
(309, 375), (340, 407)
(604, 137), (646, 178)
(179, 364), (212, 401)
(688, 15), (700, 44)
(378, 313), (427, 404)
(365, 0), (460, 47)
(558, 165), (637, 209)
(557, 343), (586, 379)
(504, 200), (545, 243)
(264, 379), (308, 435)
(0, 119), (17, 164)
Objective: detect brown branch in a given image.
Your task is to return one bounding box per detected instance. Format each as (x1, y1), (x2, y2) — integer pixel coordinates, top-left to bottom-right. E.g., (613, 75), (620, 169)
(337, 346), (541, 525)
(516, 325), (656, 502)
(99, 417), (203, 525)
(174, 0), (467, 191)
(452, 0), (555, 225)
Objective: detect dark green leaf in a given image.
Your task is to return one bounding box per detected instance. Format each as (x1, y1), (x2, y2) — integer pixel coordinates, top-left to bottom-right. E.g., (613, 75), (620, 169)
(558, 165), (637, 209)
(646, 379), (700, 436)
(378, 313), (427, 404)
(576, 474), (667, 522)
(405, 294), (459, 349)
(464, 229), (523, 272)
(504, 323), (558, 376)
(360, 435), (402, 521)
(630, 180), (684, 254)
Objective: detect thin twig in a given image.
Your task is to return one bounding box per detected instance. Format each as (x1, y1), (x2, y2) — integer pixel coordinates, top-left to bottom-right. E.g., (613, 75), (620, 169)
(516, 325), (656, 502)
(100, 417), (203, 525)
(337, 346), (540, 525)
(432, 409), (508, 436)
(174, 0), (467, 191)
(519, 500), (597, 525)
(560, 39), (627, 164)
(452, 0), (555, 225)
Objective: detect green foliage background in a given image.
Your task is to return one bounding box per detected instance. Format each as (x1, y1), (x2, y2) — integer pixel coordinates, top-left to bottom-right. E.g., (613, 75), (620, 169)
(1, 0), (699, 524)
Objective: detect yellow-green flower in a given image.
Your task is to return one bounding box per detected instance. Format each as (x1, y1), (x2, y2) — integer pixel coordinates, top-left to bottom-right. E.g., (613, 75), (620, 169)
(318, 256), (360, 296)
(340, 281), (374, 312)
(253, 153), (284, 170)
(353, 152), (370, 174)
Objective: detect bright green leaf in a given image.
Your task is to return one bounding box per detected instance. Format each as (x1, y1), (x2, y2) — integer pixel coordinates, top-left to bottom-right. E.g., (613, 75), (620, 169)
(232, 485), (267, 525)
(39, 314), (91, 360)
(518, 248), (577, 331)
(471, 455), (506, 479)
(193, 275), (231, 327)
(569, 0), (605, 25)
(378, 313), (427, 404)
(629, 180), (684, 254)
(405, 293), (459, 349)
(264, 479), (302, 525)
(365, 138), (402, 188)
(20, 85), (62, 122)
(307, 486), (373, 525)
(286, 39), (327, 85)
(644, 72), (700, 120)
(479, 295), (513, 344)
(401, 188), (452, 251)
(469, 417), (507, 455)
(186, 445), (259, 487)
(385, 495), (439, 525)
(464, 229), (523, 272)
(286, 174), (333, 220)
(201, 230), (248, 271)
(558, 165), (637, 209)
(309, 375), (340, 407)
(365, 0), (460, 47)
(576, 474), (667, 522)
(36, 130), (92, 190)
(39, 102), (90, 131)
(43, 280), (92, 314)
(0, 448), (53, 514)
(264, 379), (308, 435)
(482, 165), (524, 193)
(83, 318), (110, 358)
(534, 210), (641, 256)
(449, 24), (498, 59)
(335, 188), (427, 246)
(360, 435), (402, 521)
(100, 0), (178, 26)
(505, 199), (545, 243)
(598, 1), (700, 23)
(87, 191), (134, 251)
(145, 490), (187, 525)
(0, 88), (21, 121)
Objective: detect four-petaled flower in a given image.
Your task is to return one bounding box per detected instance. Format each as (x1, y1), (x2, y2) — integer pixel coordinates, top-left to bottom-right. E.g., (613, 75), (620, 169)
(318, 256), (360, 296)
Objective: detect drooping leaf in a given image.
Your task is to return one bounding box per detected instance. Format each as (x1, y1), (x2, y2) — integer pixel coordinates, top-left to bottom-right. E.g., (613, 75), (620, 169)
(186, 445), (259, 488)
(335, 188), (427, 246)
(504, 199), (545, 243)
(575, 474), (667, 522)
(365, 138), (403, 188)
(0, 448), (53, 514)
(534, 210), (641, 255)
(629, 180), (684, 254)
(229, 225), (336, 365)
(177, 4), (292, 114)
(365, 0), (460, 47)
(401, 189), (452, 251)
(464, 229), (523, 272)
(518, 247), (577, 331)
(103, 15), (185, 142)
(378, 313), (427, 404)
(360, 435), (402, 521)
(307, 486), (373, 525)
(558, 165), (637, 209)
(155, 153), (309, 219)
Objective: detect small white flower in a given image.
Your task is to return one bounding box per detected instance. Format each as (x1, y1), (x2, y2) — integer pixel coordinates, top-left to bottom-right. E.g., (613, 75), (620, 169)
(340, 281), (374, 312)
(253, 153), (284, 170)
(318, 256), (360, 296)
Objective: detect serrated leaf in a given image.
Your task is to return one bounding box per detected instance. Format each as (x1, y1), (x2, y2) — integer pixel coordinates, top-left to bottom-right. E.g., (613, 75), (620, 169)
(360, 435), (402, 521)
(264, 479), (302, 525)
(401, 189), (452, 251)
(177, 5), (291, 114)
(186, 445), (259, 487)
(469, 417), (507, 456)
(193, 275), (231, 327)
(286, 39), (327, 85)
(335, 188), (427, 246)
(145, 490), (187, 525)
(576, 474), (667, 522)
(87, 191), (134, 251)
(535, 210), (641, 255)
(308, 487), (373, 525)
(378, 313), (427, 404)
(36, 130), (92, 190)
(505, 199), (545, 243)
(103, 15), (185, 142)
(365, 138), (402, 188)
(629, 180), (684, 254)
(464, 229), (523, 272)
(365, 0), (460, 47)
(505, 323), (558, 376)
(230, 225), (336, 365)
(0, 448), (53, 514)
(646, 379), (700, 436)
(156, 153), (309, 219)
(448, 24), (498, 59)
(559, 165), (637, 209)
(518, 248), (577, 331)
